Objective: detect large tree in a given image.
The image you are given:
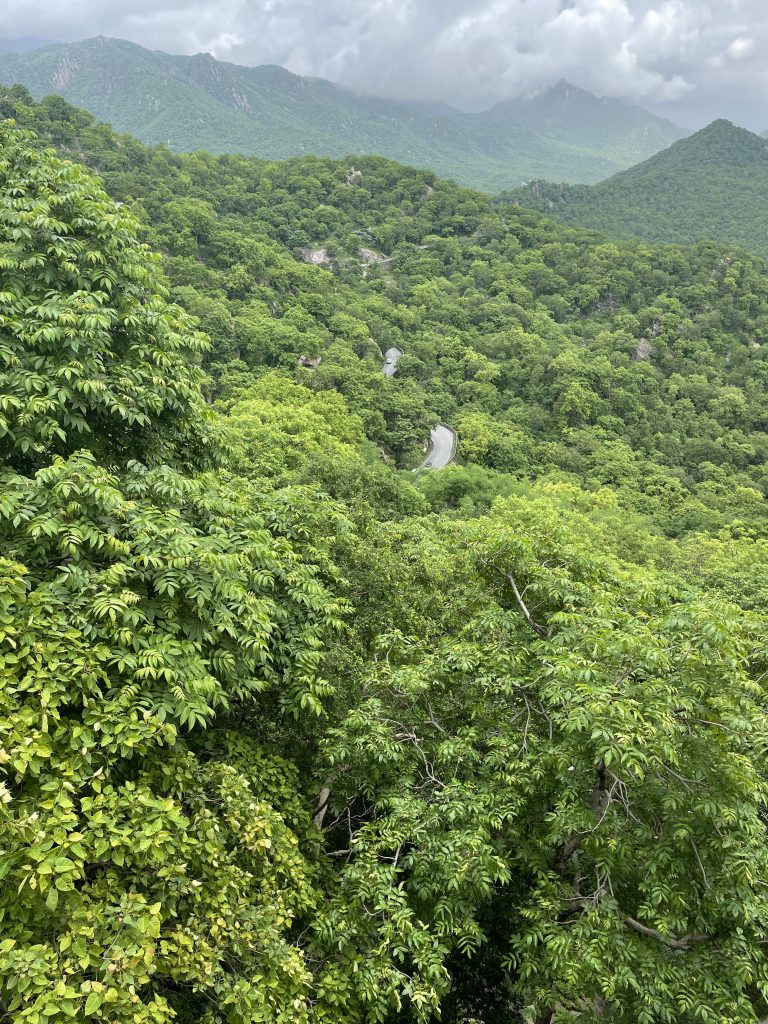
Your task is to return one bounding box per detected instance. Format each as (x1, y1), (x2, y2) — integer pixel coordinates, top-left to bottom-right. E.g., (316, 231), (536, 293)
(0, 119), (345, 1024)
(320, 490), (768, 1023)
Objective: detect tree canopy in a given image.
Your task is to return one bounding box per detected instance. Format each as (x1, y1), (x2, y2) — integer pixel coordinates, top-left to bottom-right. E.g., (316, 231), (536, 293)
(3, 95), (768, 1024)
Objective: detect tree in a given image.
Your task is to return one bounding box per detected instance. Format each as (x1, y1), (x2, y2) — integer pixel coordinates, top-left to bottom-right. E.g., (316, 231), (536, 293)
(320, 493), (768, 1023)
(0, 120), (346, 1023)
(0, 119), (211, 474)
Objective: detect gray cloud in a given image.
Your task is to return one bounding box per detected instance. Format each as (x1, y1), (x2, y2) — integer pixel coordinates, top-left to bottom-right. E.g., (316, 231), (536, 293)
(1, 0), (767, 128)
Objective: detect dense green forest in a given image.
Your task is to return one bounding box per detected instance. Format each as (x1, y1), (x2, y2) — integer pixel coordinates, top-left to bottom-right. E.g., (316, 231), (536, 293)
(4, 89), (768, 1023)
(509, 119), (768, 259)
(0, 38), (685, 189)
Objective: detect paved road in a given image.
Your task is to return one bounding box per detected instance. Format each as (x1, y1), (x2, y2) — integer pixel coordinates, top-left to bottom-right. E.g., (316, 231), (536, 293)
(382, 346), (403, 377)
(381, 349), (456, 470)
(417, 424), (456, 470)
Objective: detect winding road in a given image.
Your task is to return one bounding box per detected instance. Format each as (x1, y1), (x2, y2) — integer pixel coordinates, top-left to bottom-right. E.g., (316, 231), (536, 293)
(382, 347), (403, 377)
(416, 424), (457, 470)
(381, 349), (456, 469)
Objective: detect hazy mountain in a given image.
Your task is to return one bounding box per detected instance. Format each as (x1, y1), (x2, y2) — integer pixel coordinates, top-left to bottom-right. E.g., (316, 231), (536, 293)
(484, 78), (685, 170)
(508, 119), (768, 257)
(0, 36), (686, 190)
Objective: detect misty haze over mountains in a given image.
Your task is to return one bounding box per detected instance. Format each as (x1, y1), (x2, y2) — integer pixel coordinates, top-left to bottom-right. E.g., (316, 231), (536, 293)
(0, 36), (687, 190)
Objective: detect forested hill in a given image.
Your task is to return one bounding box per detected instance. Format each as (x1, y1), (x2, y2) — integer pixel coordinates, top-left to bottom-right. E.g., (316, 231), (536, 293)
(5, 84), (768, 535)
(507, 119), (768, 257)
(0, 35), (685, 189)
(6, 89), (768, 1024)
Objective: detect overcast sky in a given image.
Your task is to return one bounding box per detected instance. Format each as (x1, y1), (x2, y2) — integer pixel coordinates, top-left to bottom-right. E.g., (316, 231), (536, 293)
(2, 0), (767, 129)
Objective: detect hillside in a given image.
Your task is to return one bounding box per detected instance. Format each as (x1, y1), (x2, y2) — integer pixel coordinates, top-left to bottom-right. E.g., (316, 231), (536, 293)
(508, 119), (768, 256)
(0, 35), (686, 189)
(6, 90), (768, 1024)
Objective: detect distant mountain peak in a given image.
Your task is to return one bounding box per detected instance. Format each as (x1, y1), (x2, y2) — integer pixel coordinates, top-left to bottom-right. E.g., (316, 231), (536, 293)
(701, 117), (738, 132)
(653, 117), (768, 162)
(549, 78), (586, 96)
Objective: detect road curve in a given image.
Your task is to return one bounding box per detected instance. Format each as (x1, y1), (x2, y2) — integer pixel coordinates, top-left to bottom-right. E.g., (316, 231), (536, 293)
(417, 424), (457, 471)
(382, 346), (403, 377)
(382, 350), (456, 470)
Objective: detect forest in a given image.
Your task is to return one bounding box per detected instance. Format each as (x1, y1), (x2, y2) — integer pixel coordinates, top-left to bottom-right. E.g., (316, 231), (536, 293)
(3, 86), (768, 1023)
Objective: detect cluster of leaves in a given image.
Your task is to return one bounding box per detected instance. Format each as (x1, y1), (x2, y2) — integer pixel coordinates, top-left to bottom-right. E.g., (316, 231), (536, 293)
(321, 492), (768, 1023)
(0, 120), (210, 474)
(0, 118), (349, 1023)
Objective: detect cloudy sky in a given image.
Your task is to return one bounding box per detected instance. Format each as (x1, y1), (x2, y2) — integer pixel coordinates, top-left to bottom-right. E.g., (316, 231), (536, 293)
(2, 0), (767, 129)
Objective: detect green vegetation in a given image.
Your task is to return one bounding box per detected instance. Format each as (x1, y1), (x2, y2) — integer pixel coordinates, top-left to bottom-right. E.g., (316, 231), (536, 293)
(4, 92), (768, 1023)
(0, 37), (685, 189)
(508, 119), (768, 258)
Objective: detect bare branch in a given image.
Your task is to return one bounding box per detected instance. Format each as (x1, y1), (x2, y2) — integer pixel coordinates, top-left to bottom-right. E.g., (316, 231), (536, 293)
(624, 916), (708, 951)
(504, 570), (547, 636)
(480, 558), (547, 636)
(691, 839), (709, 888)
(313, 784), (332, 831)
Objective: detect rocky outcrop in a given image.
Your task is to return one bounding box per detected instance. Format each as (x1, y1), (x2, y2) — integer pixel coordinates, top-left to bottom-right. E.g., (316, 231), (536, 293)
(300, 247), (332, 267)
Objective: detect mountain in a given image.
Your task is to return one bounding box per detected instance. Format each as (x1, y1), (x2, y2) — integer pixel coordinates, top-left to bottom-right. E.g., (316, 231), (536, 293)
(483, 78), (685, 170)
(0, 36), (686, 190)
(509, 119), (768, 257)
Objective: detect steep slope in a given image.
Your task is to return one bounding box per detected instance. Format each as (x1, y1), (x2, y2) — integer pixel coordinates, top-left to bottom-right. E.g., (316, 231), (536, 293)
(509, 120), (768, 256)
(0, 35), (685, 189)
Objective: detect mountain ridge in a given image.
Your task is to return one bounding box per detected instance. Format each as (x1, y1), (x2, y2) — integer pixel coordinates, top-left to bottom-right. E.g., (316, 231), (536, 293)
(0, 35), (687, 189)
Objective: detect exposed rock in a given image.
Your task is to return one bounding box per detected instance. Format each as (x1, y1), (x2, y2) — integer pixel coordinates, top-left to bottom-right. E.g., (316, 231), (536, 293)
(298, 355), (322, 368)
(359, 247), (391, 265)
(231, 89), (251, 112)
(346, 166), (363, 184)
(52, 59), (78, 90)
(300, 247), (332, 267)
(633, 338), (653, 361)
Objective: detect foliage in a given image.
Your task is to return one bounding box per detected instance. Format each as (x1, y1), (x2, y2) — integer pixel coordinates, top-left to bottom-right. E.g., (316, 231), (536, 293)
(4, 98), (768, 1024)
(3, 90), (766, 534)
(0, 117), (210, 473)
(321, 495), (768, 1022)
(0, 123), (346, 1023)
